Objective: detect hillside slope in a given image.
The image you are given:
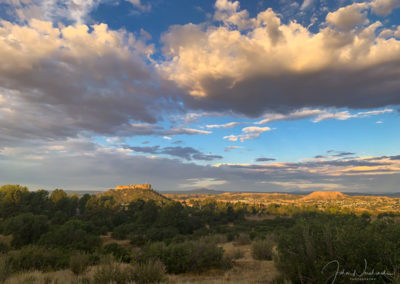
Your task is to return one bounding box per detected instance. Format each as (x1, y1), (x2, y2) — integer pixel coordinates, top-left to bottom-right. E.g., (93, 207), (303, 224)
(99, 184), (169, 204)
(301, 191), (347, 200)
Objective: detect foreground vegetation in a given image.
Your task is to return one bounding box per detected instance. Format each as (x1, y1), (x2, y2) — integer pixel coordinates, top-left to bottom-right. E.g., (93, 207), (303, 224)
(0, 184), (399, 283)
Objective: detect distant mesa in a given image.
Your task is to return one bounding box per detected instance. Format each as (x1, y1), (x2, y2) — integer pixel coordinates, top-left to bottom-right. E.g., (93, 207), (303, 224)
(301, 191), (347, 200)
(115, 184), (152, 190)
(99, 184), (168, 203)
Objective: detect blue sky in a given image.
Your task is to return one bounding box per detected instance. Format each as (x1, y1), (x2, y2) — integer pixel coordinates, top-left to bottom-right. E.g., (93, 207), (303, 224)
(0, 0), (400, 192)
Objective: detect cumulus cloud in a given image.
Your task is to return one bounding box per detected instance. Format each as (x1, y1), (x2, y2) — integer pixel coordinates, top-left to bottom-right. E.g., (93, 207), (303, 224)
(159, 1), (400, 117)
(224, 126), (271, 142)
(326, 3), (369, 31)
(370, 0), (400, 15)
(0, 20), (173, 147)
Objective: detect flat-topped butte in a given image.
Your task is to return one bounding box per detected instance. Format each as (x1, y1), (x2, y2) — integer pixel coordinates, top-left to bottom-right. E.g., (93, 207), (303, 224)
(115, 184), (152, 190)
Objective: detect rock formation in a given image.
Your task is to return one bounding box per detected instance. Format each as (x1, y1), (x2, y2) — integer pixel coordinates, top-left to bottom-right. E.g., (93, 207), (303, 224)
(115, 184), (152, 190)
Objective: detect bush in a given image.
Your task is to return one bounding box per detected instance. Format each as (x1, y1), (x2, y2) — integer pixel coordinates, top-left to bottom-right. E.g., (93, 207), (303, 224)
(251, 239), (274, 260)
(69, 252), (91, 275)
(7, 246), (68, 272)
(234, 233), (251, 246)
(0, 255), (12, 283)
(102, 243), (131, 263)
(93, 256), (131, 284)
(131, 259), (166, 284)
(226, 248), (244, 260)
(142, 240), (225, 274)
(275, 213), (400, 283)
(0, 243), (9, 254)
(39, 220), (101, 252)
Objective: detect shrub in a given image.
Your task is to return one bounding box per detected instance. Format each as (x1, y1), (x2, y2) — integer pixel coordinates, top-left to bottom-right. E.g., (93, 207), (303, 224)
(0, 243), (9, 254)
(102, 243), (131, 263)
(93, 256), (131, 284)
(234, 233), (251, 246)
(0, 255), (12, 283)
(142, 240), (225, 274)
(7, 246), (68, 272)
(2, 213), (48, 248)
(226, 248), (244, 260)
(251, 239), (274, 260)
(275, 213), (400, 283)
(131, 259), (166, 284)
(69, 252), (91, 275)
(39, 220), (101, 252)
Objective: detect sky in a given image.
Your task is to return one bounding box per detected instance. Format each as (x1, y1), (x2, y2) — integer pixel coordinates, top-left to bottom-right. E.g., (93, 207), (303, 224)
(0, 0), (399, 193)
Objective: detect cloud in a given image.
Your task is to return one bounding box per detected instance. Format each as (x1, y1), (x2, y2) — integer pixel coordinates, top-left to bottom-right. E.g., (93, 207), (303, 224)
(1, 139), (399, 192)
(314, 150), (355, 159)
(179, 178), (227, 189)
(256, 157), (276, 162)
(224, 126), (271, 142)
(300, 0), (315, 10)
(370, 0), (400, 15)
(255, 108), (393, 124)
(326, 3), (369, 31)
(0, 20), (174, 147)
(206, 122), (242, 129)
(2, 0), (103, 24)
(164, 128), (212, 135)
(395, 27), (400, 38)
(224, 146), (242, 152)
(312, 109), (393, 122)
(125, 0), (151, 12)
(159, 1), (400, 117)
(163, 136), (172, 140)
(124, 145), (222, 161)
(126, 146), (160, 154)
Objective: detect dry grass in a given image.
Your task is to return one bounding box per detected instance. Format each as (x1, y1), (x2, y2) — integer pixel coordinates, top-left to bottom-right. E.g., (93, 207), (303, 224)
(5, 270), (77, 284)
(0, 235), (12, 246)
(100, 233), (131, 248)
(4, 242), (280, 284)
(168, 242), (279, 284)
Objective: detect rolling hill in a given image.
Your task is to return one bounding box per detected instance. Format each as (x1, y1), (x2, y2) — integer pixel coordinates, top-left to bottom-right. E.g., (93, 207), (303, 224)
(99, 184), (169, 204)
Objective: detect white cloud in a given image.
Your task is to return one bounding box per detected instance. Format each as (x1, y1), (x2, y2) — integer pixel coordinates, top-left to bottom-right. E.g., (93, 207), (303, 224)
(224, 146), (242, 152)
(224, 126), (271, 142)
(255, 108), (393, 124)
(395, 26), (400, 38)
(163, 136), (172, 140)
(179, 178), (227, 188)
(125, 0), (151, 12)
(313, 108), (393, 122)
(300, 0), (314, 10)
(326, 3), (369, 31)
(206, 122), (242, 128)
(159, 1), (400, 117)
